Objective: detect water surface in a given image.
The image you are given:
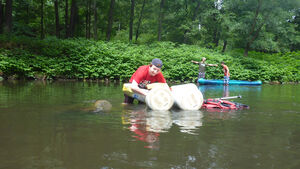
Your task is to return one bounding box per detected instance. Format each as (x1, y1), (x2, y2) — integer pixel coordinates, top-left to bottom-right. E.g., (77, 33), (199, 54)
(0, 81), (299, 169)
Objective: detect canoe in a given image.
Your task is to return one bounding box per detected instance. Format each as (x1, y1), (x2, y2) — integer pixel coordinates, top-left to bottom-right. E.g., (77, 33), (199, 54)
(202, 99), (249, 110)
(198, 78), (262, 85)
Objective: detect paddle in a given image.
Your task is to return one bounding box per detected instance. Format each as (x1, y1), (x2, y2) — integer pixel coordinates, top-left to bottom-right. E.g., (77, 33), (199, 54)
(215, 95), (242, 100)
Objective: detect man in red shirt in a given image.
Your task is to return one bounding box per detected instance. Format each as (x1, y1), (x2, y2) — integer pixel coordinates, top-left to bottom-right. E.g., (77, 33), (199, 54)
(124, 58), (166, 104)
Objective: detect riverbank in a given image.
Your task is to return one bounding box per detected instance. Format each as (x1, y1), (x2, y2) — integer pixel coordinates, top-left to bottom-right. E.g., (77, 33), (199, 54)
(0, 35), (299, 83)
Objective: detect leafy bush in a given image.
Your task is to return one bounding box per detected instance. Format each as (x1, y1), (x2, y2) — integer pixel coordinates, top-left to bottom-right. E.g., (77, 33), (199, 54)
(0, 35), (299, 83)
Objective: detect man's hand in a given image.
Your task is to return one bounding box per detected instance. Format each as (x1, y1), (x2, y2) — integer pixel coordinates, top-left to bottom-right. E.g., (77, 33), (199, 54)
(131, 80), (149, 96)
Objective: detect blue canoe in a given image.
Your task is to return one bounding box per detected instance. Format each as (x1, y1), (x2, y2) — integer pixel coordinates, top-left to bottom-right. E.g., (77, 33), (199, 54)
(198, 78), (262, 85)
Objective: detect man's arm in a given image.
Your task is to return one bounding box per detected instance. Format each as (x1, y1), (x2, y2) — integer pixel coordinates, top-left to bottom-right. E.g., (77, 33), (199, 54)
(225, 66), (229, 75)
(207, 63), (218, 67)
(191, 60), (199, 64)
(130, 80), (149, 96)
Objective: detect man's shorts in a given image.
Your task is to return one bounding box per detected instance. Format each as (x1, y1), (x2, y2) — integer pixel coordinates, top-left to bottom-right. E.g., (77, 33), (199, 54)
(198, 72), (206, 79)
(224, 76), (230, 85)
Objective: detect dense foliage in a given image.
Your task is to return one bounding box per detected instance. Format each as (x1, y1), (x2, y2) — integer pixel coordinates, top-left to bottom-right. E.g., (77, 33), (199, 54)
(0, 36), (299, 83)
(0, 0), (300, 55)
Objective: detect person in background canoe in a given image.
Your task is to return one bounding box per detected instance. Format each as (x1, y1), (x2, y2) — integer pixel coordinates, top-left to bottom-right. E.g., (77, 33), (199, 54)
(191, 57), (218, 80)
(221, 61), (230, 86)
(123, 58), (166, 104)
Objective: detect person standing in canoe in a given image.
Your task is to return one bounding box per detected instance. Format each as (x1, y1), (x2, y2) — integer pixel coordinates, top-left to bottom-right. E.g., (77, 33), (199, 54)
(123, 58), (166, 104)
(191, 57), (218, 80)
(221, 61), (230, 86)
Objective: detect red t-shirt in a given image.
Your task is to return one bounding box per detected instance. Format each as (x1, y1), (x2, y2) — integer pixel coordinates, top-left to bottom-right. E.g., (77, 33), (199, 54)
(129, 65), (166, 84)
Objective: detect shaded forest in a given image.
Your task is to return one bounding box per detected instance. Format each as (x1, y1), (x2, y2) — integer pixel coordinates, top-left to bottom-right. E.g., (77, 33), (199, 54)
(1, 0), (300, 55)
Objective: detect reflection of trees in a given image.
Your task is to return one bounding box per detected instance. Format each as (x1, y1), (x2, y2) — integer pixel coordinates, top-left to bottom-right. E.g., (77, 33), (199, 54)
(0, 81), (118, 110)
(172, 110), (203, 134)
(199, 85), (262, 99)
(22, 156), (64, 169)
(205, 109), (238, 120)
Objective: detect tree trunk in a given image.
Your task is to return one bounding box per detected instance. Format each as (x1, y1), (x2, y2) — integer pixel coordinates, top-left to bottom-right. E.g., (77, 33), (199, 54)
(4, 0), (13, 33)
(85, 0), (91, 39)
(158, 0), (164, 41)
(129, 0), (135, 42)
(243, 0), (262, 56)
(65, 0), (69, 38)
(183, 0), (188, 43)
(88, 0), (91, 38)
(222, 40), (227, 53)
(244, 23), (264, 56)
(212, 4), (221, 47)
(69, 0), (77, 37)
(135, 0), (146, 41)
(55, 0), (60, 38)
(40, 0), (45, 39)
(183, 0), (201, 43)
(0, 0), (3, 33)
(106, 0), (115, 41)
(25, 2), (29, 24)
(244, 42), (250, 56)
(93, 0), (98, 40)
(213, 28), (219, 47)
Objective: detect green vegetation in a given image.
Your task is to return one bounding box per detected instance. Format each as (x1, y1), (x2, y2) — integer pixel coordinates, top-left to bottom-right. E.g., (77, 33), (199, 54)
(0, 36), (299, 83)
(1, 1), (299, 84)
(1, 0), (300, 55)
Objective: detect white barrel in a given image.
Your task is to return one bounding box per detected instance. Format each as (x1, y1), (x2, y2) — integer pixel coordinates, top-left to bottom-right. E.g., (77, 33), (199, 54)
(123, 83), (174, 110)
(145, 85), (174, 111)
(171, 83), (203, 110)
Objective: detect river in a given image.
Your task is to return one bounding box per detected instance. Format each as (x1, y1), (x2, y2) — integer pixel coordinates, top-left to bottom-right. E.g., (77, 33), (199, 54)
(0, 81), (299, 169)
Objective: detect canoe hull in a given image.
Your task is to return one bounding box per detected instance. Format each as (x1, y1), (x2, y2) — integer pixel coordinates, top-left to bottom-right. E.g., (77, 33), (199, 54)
(198, 79), (262, 85)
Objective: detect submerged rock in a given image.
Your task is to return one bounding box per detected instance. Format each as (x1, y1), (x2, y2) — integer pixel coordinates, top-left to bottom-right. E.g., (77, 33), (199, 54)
(93, 100), (112, 113)
(57, 100), (113, 113)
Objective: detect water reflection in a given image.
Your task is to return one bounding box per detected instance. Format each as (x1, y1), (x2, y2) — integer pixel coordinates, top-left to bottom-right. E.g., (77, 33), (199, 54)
(146, 110), (172, 133)
(198, 85), (262, 99)
(199, 84), (230, 98)
(206, 110), (238, 120)
(122, 105), (171, 149)
(223, 85), (229, 97)
(172, 110), (203, 135)
(122, 106), (204, 149)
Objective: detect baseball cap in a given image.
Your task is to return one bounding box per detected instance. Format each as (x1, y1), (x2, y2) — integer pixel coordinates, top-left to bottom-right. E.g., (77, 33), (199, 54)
(151, 58), (163, 68)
